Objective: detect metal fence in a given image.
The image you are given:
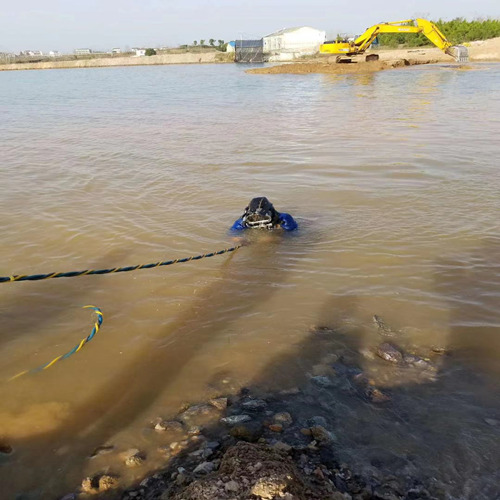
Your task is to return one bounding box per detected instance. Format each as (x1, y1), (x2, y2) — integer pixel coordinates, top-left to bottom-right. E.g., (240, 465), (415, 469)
(235, 40), (264, 63)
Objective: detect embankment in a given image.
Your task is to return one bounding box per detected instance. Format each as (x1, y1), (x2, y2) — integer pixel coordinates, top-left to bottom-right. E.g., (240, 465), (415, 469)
(0, 51), (229, 72)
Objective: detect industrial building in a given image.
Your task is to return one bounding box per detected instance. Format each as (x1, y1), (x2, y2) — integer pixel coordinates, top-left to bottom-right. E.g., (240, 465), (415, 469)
(263, 26), (326, 61)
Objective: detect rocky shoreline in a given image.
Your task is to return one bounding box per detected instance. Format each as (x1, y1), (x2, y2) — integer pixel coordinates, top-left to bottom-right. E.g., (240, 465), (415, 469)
(59, 319), (464, 500)
(73, 385), (438, 500)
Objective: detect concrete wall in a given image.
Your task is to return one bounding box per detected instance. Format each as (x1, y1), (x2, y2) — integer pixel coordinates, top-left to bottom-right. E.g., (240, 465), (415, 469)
(0, 52), (221, 71)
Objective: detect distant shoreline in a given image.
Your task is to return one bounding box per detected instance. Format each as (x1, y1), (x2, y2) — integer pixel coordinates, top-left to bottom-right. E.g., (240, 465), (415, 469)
(0, 51), (232, 72)
(2, 37), (499, 73)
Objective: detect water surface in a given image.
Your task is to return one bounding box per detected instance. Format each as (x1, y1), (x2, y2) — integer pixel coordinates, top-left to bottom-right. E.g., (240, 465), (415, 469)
(0, 63), (499, 498)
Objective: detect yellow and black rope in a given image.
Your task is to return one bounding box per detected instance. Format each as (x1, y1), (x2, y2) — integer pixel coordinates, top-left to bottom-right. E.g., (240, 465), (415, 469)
(9, 306), (103, 381)
(1, 245), (241, 284)
(4, 245), (243, 380)
(4, 245), (242, 380)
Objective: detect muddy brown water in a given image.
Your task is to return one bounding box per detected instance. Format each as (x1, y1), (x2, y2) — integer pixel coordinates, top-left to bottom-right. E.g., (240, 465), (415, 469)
(0, 63), (499, 498)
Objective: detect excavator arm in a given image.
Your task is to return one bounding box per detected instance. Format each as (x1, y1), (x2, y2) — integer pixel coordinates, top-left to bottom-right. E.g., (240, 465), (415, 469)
(412, 18), (468, 61)
(320, 19), (469, 63)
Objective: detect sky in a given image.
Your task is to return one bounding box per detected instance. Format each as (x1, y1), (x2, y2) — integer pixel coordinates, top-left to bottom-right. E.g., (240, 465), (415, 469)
(1, 0), (499, 53)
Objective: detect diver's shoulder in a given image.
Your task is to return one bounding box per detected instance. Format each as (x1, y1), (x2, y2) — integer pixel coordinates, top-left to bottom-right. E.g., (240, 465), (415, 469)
(278, 212), (298, 231)
(230, 218), (246, 231)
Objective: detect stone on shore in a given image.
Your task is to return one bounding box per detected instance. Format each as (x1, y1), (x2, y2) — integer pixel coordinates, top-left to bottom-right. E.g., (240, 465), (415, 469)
(193, 461), (216, 475)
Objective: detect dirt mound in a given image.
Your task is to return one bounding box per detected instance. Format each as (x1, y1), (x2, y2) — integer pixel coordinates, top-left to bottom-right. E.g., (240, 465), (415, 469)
(171, 442), (304, 500)
(246, 58), (435, 75)
(171, 442), (349, 500)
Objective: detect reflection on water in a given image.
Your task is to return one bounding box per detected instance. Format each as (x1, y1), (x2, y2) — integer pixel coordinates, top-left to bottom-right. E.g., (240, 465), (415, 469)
(0, 63), (499, 498)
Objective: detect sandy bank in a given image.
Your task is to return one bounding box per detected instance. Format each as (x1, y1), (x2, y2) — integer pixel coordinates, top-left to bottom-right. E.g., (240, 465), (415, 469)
(0, 51), (229, 72)
(247, 36), (500, 76)
(246, 58), (433, 76)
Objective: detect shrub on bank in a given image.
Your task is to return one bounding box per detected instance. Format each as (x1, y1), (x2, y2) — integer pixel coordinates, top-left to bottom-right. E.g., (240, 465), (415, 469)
(377, 17), (500, 48)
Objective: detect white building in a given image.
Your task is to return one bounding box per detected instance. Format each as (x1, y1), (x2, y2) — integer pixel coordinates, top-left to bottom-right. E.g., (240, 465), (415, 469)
(74, 48), (92, 55)
(21, 50), (43, 56)
(134, 48), (146, 57)
(49, 51), (60, 57)
(263, 26), (326, 61)
(111, 48), (121, 54)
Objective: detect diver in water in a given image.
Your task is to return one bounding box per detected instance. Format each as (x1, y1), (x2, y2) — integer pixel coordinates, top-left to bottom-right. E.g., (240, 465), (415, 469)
(231, 197), (297, 231)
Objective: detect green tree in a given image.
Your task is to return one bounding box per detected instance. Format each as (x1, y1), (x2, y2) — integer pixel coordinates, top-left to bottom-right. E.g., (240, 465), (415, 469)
(200, 39), (205, 46)
(217, 39), (225, 51)
(145, 48), (157, 56)
(193, 40), (198, 46)
(209, 38), (215, 46)
(377, 17), (500, 47)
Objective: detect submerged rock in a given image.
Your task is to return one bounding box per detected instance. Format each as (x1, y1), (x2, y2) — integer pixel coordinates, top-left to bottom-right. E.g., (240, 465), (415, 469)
(376, 343), (404, 364)
(154, 420), (184, 433)
(81, 477), (95, 494)
(484, 418), (499, 426)
(82, 474), (119, 494)
(205, 441), (221, 450)
(209, 398), (228, 411)
(366, 387), (391, 404)
(310, 425), (335, 444)
(0, 439), (13, 455)
(170, 440), (189, 456)
(403, 353), (436, 371)
(220, 414), (252, 425)
(311, 375), (334, 387)
(89, 444), (114, 458)
(99, 475), (119, 492)
(279, 387), (300, 396)
(307, 416), (328, 428)
(373, 315), (401, 337)
(431, 346), (447, 354)
(125, 452), (145, 468)
(179, 404), (219, 424)
(230, 422), (263, 442)
(273, 412), (293, 426)
(241, 399), (268, 411)
(187, 425), (202, 436)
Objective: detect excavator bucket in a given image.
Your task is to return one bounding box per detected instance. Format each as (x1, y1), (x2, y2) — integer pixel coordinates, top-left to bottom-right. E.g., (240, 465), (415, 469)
(447, 45), (469, 63)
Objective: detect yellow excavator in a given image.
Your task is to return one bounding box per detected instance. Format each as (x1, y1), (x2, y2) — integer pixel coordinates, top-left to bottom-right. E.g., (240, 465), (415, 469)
(320, 18), (469, 63)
